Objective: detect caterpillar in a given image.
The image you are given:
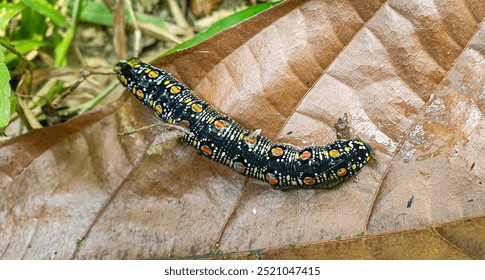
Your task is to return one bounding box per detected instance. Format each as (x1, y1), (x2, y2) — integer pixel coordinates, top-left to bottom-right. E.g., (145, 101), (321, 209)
(114, 58), (371, 190)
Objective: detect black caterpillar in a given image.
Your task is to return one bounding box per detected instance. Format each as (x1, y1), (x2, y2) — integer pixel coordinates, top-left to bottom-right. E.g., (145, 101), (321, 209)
(114, 58), (371, 190)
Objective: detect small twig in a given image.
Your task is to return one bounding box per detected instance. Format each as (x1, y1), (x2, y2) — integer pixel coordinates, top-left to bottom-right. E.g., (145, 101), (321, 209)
(125, 0), (142, 56)
(118, 123), (163, 136)
(137, 22), (184, 45)
(51, 69), (91, 107)
(167, 0), (191, 29)
(118, 121), (192, 136)
(113, 0), (128, 59)
(72, 41), (88, 66)
(16, 96), (43, 130)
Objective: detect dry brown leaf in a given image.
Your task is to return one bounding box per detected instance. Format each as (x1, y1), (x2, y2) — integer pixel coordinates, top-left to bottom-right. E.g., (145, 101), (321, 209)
(1, 0), (485, 259)
(207, 217), (485, 260)
(113, 0), (128, 59)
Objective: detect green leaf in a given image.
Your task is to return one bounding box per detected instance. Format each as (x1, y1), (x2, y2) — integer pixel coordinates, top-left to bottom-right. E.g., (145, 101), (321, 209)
(20, 0), (68, 26)
(0, 48), (12, 128)
(135, 12), (167, 29)
(14, 5), (47, 41)
(4, 39), (52, 64)
(55, 0), (83, 66)
(162, 0), (283, 57)
(70, 0), (167, 29)
(69, 0), (113, 26)
(11, 39), (53, 52)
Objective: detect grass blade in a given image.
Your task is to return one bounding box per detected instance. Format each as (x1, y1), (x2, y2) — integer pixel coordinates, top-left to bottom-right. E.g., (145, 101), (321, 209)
(162, 1), (283, 57)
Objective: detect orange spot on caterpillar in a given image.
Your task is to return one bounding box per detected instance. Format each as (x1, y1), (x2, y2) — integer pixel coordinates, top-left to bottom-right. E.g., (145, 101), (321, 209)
(271, 147), (284, 157)
(337, 168), (347, 177)
(299, 151), (312, 160)
(265, 173), (279, 186)
(191, 103), (203, 113)
(163, 80), (170, 85)
(201, 145), (212, 156)
(136, 90), (144, 99)
(214, 120), (229, 129)
(155, 105), (163, 114)
(244, 136), (257, 145)
(170, 85), (181, 94)
(303, 177), (316, 186)
(119, 75), (127, 85)
(329, 150), (340, 158)
(148, 71), (159, 78)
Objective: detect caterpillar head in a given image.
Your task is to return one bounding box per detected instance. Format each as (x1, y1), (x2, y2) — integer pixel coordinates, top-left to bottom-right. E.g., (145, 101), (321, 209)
(114, 58), (144, 88)
(114, 58), (166, 108)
